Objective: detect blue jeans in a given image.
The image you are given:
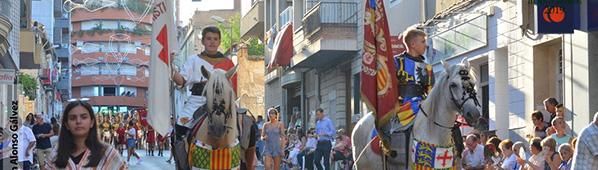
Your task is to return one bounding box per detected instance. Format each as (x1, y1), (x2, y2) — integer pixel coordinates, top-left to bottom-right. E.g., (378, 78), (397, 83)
(256, 140), (264, 161)
(20, 161), (32, 170)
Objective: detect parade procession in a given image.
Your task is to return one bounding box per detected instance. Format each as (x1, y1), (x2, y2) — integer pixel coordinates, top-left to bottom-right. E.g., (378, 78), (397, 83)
(1, 0), (598, 170)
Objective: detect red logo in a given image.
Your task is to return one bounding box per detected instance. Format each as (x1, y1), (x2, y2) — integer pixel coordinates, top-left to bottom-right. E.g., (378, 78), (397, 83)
(543, 6), (566, 23)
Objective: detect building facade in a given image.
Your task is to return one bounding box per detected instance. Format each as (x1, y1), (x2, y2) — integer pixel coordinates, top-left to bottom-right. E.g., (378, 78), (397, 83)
(70, 1), (152, 114)
(0, 0), (21, 121)
(261, 0), (362, 131)
(29, 0), (70, 118)
(177, 0), (266, 118)
(419, 0), (598, 141)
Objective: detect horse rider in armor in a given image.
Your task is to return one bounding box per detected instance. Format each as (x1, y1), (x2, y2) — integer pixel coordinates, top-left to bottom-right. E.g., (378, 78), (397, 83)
(379, 27), (435, 158)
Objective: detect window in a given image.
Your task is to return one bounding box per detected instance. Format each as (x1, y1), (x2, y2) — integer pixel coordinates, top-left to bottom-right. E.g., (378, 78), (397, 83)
(102, 21), (119, 30)
(353, 73), (360, 115)
(121, 43), (137, 54)
(103, 87), (116, 96)
(81, 21), (101, 30)
(103, 42), (118, 53)
(100, 63), (118, 75)
(305, 0), (319, 14)
(81, 43), (102, 53)
(119, 21), (136, 30)
(119, 64), (137, 76)
(480, 63), (489, 130)
(80, 65), (99, 75)
(80, 86), (99, 97)
(118, 86), (137, 96)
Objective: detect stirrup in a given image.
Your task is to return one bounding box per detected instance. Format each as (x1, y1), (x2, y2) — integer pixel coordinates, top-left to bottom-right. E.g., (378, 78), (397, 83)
(380, 140), (397, 158)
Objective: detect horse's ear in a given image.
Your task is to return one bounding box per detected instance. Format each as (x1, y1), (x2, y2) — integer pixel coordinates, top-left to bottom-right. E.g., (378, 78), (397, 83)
(201, 66), (210, 80)
(461, 57), (470, 68)
(441, 60), (450, 72)
(226, 65), (238, 78)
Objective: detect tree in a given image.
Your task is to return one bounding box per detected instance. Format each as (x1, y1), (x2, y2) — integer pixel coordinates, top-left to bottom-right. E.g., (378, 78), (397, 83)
(218, 14), (264, 57)
(19, 73), (38, 100)
(217, 14), (241, 53)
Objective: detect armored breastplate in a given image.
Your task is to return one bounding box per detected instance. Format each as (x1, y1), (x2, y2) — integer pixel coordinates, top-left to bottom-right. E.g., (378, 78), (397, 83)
(395, 53), (434, 99)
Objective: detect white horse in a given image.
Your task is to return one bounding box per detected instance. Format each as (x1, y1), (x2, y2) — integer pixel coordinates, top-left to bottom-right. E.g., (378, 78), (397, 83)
(352, 60), (482, 169)
(187, 65), (241, 169)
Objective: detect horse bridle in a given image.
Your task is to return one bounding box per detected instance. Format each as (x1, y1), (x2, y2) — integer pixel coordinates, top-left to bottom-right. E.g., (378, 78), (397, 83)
(419, 69), (481, 129)
(207, 99), (234, 130)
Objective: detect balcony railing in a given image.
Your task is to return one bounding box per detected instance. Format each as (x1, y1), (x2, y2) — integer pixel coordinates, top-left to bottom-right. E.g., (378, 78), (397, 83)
(303, 2), (358, 38)
(280, 6), (293, 27)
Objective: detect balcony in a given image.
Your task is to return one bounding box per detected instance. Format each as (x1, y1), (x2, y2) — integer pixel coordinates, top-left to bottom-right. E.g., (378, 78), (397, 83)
(55, 18), (70, 30)
(281, 70), (300, 88)
(39, 68), (50, 80)
(72, 75), (148, 88)
(240, 0), (264, 39)
(57, 78), (70, 90)
(71, 8), (151, 24)
(55, 48), (70, 59)
(86, 96), (146, 107)
(0, 14), (10, 58)
(279, 6), (293, 28)
(292, 2), (358, 68)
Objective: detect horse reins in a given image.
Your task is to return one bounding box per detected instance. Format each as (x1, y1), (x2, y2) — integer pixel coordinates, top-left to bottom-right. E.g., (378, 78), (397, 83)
(419, 69), (481, 129)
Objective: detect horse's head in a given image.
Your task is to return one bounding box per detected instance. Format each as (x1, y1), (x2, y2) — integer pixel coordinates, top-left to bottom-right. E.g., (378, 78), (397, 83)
(201, 65), (238, 139)
(441, 59), (482, 129)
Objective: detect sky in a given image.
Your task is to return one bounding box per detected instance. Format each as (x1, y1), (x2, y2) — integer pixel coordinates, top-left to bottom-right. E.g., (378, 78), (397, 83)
(179, 0), (235, 25)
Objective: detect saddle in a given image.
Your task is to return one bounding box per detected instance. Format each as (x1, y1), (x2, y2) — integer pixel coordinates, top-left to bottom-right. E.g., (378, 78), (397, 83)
(369, 102), (416, 157)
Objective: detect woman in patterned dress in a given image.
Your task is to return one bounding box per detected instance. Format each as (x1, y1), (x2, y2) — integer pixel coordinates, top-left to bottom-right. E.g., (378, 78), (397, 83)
(45, 101), (127, 170)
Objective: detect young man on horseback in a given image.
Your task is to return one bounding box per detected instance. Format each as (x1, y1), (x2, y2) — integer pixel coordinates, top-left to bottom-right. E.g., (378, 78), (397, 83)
(379, 27), (434, 158)
(170, 26), (238, 169)
(171, 26), (238, 135)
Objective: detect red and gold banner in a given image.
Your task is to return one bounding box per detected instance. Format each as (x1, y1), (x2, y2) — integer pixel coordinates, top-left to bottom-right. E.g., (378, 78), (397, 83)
(361, 0), (400, 129)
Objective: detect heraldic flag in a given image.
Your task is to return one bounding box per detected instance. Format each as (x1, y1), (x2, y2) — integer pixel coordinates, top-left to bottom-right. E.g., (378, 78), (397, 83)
(149, 0), (176, 136)
(361, 0), (401, 149)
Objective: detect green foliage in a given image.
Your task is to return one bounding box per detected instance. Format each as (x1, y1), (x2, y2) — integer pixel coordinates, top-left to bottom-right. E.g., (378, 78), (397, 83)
(217, 14), (241, 53)
(18, 73), (37, 100)
(121, 0), (151, 15)
(132, 25), (151, 36)
(247, 38), (265, 57)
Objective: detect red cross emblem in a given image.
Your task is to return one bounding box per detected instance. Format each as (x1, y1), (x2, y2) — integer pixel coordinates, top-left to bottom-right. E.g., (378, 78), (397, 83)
(436, 150), (453, 167)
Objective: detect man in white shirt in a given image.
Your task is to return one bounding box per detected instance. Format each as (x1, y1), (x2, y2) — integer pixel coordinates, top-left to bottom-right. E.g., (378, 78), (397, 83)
(17, 118), (36, 170)
(462, 134), (485, 170)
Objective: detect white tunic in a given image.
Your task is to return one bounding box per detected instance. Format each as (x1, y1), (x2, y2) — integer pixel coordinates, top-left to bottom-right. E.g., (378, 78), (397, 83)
(177, 55), (217, 127)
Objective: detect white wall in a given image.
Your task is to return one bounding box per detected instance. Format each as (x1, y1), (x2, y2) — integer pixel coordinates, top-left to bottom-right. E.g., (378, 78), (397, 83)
(386, 0), (422, 35)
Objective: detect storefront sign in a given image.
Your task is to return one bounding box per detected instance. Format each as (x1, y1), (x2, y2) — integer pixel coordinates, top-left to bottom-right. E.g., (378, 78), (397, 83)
(0, 69), (15, 84)
(535, 0), (580, 33)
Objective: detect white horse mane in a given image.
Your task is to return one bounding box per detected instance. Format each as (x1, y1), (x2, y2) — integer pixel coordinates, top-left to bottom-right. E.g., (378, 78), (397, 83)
(202, 69), (237, 117)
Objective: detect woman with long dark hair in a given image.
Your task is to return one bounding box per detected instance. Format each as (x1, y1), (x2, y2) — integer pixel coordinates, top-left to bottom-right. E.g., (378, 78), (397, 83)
(45, 101), (126, 169)
(262, 108), (285, 170)
(25, 113), (35, 128)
